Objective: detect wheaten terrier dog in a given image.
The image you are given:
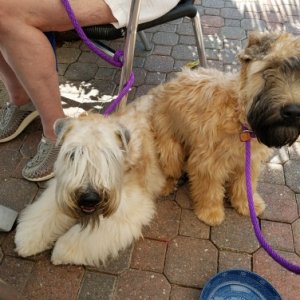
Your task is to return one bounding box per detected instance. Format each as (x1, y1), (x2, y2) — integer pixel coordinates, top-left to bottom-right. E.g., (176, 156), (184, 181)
(15, 98), (166, 267)
(149, 31), (300, 226)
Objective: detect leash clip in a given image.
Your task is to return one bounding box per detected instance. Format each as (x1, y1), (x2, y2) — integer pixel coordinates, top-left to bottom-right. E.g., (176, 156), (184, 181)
(240, 125), (256, 142)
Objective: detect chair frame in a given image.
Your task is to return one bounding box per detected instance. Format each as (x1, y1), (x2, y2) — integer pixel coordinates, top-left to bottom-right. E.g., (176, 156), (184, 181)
(64, 0), (207, 110)
(117, 0), (142, 110)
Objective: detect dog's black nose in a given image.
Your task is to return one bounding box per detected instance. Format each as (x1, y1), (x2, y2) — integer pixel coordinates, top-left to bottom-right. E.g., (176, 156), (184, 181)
(281, 104), (300, 120)
(78, 191), (100, 214)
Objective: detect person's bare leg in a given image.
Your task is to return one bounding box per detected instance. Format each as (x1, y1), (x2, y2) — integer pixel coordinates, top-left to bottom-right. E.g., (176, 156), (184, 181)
(0, 53), (30, 106)
(0, 0), (116, 140)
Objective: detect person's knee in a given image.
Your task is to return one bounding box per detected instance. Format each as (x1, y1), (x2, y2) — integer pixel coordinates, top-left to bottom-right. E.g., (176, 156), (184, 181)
(0, 4), (15, 35)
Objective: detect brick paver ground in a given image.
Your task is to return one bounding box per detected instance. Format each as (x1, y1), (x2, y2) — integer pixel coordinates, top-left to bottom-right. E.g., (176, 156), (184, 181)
(1, 0), (300, 299)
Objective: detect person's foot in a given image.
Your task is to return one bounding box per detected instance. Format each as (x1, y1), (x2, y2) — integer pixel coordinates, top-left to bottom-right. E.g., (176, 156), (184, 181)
(22, 136), (61, 182)
(0, 102), (39, 143)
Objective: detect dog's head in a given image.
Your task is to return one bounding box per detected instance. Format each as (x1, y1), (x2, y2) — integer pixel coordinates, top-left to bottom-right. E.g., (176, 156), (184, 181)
(53, 112), (130, 227)
(238, 31), (300, 147)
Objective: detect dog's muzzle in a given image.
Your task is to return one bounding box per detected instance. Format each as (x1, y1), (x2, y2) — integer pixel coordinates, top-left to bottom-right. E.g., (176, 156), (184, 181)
(248, 103), (300, 148)
(78, 191), (100, 214)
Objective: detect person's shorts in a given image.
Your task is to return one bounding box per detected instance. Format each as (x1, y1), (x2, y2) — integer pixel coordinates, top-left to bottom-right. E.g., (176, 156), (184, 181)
(104, 0), (180, 29)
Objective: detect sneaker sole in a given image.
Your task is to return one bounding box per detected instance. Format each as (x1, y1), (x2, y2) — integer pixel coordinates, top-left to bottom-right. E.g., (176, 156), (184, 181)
(22, 171), (54, 182)
(0, 110), (39, 143)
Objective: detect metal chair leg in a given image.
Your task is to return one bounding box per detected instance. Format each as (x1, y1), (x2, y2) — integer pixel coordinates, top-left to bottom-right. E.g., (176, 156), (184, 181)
(192, 11), (207, 68)
(117, 0), (142, 111)
(138, 31), (153, 51)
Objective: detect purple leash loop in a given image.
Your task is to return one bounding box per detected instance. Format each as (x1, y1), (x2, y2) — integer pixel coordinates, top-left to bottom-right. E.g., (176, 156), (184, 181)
(61, 0), (134, 115)
(243, 126), (300, 274)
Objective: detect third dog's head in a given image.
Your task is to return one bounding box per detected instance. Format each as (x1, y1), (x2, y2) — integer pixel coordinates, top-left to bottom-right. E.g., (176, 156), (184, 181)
(238, 31), (300, 147)
(53, 112), (130, 227)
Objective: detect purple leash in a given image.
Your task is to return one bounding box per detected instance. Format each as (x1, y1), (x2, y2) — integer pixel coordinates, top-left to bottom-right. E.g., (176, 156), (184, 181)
(244, 131), (300, 274)
(60, 0), (134, 115)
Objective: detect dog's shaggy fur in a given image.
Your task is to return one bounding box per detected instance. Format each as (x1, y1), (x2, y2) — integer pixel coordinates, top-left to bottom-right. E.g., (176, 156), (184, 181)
(149, 31), (300, 226)
(15, 98), (166, 267)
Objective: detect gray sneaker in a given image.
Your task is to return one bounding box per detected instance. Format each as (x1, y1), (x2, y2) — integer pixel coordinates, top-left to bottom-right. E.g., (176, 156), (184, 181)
(22, 136), (61, 182)
(0, 102), (39, 143)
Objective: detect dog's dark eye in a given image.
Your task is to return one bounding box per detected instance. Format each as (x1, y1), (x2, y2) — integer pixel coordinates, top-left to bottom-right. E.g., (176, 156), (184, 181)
(65, 151), (75, 161)
(70, 152), (75, 161)
(65, 147), (85, 161)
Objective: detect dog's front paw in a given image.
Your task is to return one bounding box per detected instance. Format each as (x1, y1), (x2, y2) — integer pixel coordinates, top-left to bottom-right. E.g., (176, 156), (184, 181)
(51, 250), (70, 266)
(195, 207), (225, 226)
(160, 177), (178, 197)
(51, 225), (89, 266)
(234, 193), (266, 217)
(52, 239), (97, 267)
(15, 227), (51, 257)
(51, 240), (78, 266)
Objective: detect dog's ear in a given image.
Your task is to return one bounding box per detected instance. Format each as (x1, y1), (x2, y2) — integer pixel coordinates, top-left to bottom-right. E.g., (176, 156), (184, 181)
(54, 117), (73, 138)
(116, 126), (130, 152)
(238, 31), (279, 62)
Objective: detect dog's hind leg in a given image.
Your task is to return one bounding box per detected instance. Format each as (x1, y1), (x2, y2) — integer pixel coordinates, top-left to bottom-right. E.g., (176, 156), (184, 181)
(228, 163), (265, 217)
(15, 180), (76, 257)
(155, 133), (185, 196)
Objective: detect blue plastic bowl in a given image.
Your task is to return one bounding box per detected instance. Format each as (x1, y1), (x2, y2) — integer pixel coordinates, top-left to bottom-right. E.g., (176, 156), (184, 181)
(200, 269), (282, 300)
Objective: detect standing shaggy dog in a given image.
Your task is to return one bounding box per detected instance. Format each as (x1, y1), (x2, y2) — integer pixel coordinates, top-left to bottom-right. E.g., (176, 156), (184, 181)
(150, 31), (300, 226)
(15, 98), (166, 267)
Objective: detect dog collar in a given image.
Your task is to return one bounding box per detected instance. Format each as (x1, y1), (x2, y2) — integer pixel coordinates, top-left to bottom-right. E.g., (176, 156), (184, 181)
(240, 124), (256, 142)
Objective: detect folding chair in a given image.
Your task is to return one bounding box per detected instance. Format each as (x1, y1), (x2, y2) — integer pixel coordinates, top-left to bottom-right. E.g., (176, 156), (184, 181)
(60, 0), (207, 110)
